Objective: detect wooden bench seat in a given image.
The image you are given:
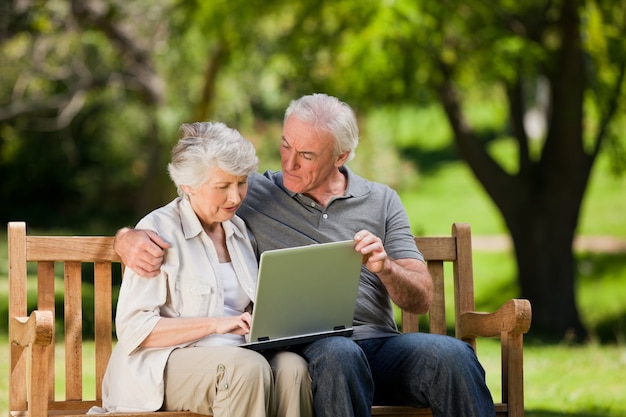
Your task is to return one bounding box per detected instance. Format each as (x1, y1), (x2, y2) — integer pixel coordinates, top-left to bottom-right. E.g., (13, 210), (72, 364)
(8, 221), (531, 417)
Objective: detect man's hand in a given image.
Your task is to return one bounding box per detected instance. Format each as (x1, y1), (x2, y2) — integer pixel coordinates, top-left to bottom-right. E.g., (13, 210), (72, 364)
(353, 229), (433, 314)
(114, 228), (171, 277)
(354, 230), (388, 273)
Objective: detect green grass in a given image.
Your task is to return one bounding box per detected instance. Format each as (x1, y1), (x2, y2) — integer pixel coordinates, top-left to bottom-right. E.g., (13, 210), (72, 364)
(401, 162), (506, 236)
(398, 143), (626, 238)
(476, 338), (626, 417)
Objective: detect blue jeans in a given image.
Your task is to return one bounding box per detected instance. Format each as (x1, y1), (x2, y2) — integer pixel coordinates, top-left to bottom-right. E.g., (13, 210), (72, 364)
(298, 333), (495, 417)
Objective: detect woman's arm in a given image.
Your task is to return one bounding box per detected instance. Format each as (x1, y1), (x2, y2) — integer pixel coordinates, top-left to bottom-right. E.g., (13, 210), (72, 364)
(140, 313), (252, 348)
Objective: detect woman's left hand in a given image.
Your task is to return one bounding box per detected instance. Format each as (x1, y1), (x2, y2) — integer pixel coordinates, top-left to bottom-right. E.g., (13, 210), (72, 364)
(213, 312), (252, 335)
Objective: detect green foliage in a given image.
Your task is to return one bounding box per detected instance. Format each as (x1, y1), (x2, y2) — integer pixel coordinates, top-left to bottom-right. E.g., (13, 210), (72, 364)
(0, 0), (178, 230)
(2, 0), (625, 230)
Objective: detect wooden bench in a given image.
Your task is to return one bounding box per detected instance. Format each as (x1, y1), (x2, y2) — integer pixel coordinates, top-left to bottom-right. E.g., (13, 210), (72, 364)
(8, 221), (531, 417)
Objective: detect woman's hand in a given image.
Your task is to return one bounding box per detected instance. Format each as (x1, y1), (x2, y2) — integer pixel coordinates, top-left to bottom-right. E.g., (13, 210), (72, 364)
(214, 312), (252, 336)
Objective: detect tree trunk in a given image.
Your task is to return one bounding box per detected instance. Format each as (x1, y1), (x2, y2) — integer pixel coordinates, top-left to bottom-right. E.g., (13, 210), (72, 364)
(506, 178), (588, 341)
(434, 0), (596, 341)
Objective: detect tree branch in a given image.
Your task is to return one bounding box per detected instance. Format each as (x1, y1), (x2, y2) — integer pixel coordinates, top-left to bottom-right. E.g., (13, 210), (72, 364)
(592, 60), (626, 158)
(505, 77), (532, 175)
(0, 76), (111, 124)
(435, 59), (514, 206)
(70, 0), (164, 105)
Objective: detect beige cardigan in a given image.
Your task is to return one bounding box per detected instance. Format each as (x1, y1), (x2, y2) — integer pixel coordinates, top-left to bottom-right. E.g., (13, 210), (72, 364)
(96, 197), (258, 413)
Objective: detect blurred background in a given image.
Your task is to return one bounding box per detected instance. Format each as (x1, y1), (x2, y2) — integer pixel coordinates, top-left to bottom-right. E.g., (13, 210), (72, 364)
(1, 1), (625, 415)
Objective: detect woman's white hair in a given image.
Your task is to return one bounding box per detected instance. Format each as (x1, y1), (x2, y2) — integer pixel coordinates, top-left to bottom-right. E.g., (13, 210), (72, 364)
(167, 122), (259, 197)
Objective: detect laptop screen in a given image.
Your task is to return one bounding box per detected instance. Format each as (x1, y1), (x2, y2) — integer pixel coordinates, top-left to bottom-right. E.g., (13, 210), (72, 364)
(245, 240), (363, 348)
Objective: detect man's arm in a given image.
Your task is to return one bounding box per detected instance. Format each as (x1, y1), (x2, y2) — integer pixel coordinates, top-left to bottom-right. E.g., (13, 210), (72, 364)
(354, 230), (433, 314)
(114, 227), (171, 277)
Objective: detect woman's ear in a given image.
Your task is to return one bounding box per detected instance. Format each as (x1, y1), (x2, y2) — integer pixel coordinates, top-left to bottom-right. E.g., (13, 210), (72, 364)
(181, 185), (194, 196)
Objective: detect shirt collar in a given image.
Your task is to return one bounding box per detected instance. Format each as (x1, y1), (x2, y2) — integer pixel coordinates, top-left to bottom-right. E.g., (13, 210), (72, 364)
(275, 165), (370, 199)
(178, 197), (246, 240)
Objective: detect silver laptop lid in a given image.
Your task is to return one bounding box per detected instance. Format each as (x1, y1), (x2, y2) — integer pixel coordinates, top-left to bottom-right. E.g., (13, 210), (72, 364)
(247, 240), (362, 344)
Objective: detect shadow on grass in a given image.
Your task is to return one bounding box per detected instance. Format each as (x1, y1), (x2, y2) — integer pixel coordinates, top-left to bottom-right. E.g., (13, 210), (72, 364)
(398, 126), (500, 174)
(498, 252), (626, 346)
(523, 252), (626, 345)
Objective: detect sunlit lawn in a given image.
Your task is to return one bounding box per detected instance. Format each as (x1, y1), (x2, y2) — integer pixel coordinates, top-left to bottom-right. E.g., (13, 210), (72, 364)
(476, 338), (626, 417)
(524, 343), (626, 416)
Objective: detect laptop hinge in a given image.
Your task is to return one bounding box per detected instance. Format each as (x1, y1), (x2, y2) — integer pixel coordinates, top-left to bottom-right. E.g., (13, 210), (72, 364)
(258, 336), (270, 342)
(333, 326), (346, 331)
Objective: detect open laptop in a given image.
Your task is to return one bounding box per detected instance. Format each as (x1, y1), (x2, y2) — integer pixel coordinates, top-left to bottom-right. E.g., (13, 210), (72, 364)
(241, 240), (363, 351)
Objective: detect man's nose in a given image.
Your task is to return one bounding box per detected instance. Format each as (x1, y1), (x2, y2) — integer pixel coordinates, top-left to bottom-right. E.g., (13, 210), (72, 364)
(283, 151), (299, 170)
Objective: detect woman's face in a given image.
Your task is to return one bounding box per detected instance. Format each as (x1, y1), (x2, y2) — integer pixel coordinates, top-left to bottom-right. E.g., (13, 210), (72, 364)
(183, 166), (248, 228)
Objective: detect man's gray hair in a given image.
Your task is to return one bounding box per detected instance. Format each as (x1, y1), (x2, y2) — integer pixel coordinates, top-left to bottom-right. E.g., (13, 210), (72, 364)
(284, 93), (359, 162)
(168, 122), (259, 197)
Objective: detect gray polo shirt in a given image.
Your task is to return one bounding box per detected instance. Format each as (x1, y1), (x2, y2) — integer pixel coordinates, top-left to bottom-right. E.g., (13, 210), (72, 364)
(237, 167), (424, 340)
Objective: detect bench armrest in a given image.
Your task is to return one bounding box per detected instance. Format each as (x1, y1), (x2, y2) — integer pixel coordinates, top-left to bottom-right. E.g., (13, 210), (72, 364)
(10, 310), (54, 417)
(459, 299), (531, 339)
(11, 310), (54, 347)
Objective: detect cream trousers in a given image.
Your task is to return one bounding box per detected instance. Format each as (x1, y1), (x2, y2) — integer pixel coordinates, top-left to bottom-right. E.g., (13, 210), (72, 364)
(163, 346), (313, 417)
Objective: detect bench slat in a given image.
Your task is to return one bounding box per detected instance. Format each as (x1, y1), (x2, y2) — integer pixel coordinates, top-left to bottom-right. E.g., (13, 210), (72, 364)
(372, 403), (508, 416)
(26, 236), (120, 262)
(94, 261), (114, 400)
(38, 261), (57, 399)
(428, 260), (447, 335)
(8, 222), (28, 413)
(65, 261), (84, 401)
(413, 236), (456, 260)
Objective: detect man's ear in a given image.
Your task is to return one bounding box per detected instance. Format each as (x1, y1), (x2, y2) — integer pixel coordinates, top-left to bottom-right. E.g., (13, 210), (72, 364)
(335, 151), (350, 166)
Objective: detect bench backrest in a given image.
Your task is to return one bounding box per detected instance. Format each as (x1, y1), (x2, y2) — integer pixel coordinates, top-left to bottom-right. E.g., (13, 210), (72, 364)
(407, 223), (474, 344)
(8, 222), (121, 414)
(8, 221), (475, 414)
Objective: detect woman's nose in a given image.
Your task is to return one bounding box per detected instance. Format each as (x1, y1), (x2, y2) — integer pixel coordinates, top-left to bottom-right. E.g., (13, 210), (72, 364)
(228, 187), (242, 204)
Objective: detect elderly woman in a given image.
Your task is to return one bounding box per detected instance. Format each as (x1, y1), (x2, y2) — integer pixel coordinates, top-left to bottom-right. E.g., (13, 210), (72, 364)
(98, 122), (313, 417)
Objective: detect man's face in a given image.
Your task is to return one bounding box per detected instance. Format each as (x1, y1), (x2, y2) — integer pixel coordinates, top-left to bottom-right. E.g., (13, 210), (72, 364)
(280, 115), (347, 195)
